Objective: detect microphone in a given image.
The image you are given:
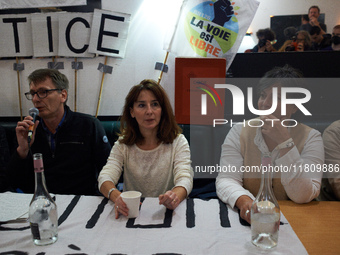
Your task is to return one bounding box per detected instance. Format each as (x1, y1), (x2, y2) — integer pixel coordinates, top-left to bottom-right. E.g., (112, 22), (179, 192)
(28, 107), (39, 143)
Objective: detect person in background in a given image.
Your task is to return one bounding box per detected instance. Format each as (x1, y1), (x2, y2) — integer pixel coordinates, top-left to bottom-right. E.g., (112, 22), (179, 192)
(300, 14), (309, 28)
(322, 25), (340, 51)
(6, 69), (111, 195)
(318, 121), (340, 201)
(284, 30), (312, 52)
(278, 26), (297, 52)
(298, 15), (310, 32)
(0, 125), (10, 192)
(249, 28), (277, 53)
(299, 5), (327, 34)
(98, 79), (193, 219)
(216, 65), (324, 224)
(310, 26), (332, 51)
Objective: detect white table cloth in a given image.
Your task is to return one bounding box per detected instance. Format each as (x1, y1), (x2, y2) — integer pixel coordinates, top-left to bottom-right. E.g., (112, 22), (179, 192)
(0, 193), (307, 254)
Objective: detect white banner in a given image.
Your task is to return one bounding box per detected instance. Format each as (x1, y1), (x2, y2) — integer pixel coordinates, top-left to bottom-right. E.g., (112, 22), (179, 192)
(58, 12), (94, 57)
(89, 9), (131, 58)
(0, 194), (308, 254)
(0, 0), (86, 9)
(164, 0), (259, 70)
(31, 12), (61, 57)
(0, 10), (130, 58)
(0, 14), (33, 57)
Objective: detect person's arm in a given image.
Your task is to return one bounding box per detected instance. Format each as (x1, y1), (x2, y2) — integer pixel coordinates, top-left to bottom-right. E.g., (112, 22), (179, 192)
(323, 121), (340, 200)
(249, 115), (323, 203)
(15, 116), (39, 159)
(309, 18), (326, 35)
(235, 195), (253, 224)
(277, 129), (324, 203)
(159, 135), (193, 210)
(216, 124), (255, 224)
(98, 140), (127, 218)
(216, 125), (255, 206)
(98, 140), (124, 193)
(159, 186), (187, 210)
(99, 180), (128, 218)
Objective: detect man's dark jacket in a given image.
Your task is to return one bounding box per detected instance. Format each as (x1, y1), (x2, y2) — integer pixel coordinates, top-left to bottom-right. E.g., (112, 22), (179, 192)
(7, 106), (111, 195)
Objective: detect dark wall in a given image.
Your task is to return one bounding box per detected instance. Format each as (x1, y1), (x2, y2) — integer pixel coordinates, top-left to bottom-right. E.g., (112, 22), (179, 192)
(228, 51), (340, 78)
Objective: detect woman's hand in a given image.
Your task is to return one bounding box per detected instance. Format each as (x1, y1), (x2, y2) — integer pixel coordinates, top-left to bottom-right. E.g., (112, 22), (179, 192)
(235, 195), (253, 224)
(260, 115), (291, 145)
(159, 190), (180, 210)
(114, 195), (129, 219)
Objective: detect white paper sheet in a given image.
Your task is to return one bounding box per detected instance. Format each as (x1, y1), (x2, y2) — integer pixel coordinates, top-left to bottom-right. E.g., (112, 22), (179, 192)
(0, 192), (32, 222)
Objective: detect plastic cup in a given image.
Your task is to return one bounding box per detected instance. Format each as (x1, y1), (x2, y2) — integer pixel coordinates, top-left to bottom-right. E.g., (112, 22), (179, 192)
(120, 191), (142, 218)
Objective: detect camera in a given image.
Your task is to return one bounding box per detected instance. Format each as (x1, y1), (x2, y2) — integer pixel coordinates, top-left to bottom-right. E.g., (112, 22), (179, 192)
(258, 39), (267, 48)
(285, 42), (298, 51)
(256, 28), (276, 48)
(258, 38), (277, 48)
(285, 36), (298, 51)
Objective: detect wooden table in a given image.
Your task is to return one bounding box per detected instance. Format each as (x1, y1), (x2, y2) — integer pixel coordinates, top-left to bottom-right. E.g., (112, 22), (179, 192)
(279, 201), (340, 255)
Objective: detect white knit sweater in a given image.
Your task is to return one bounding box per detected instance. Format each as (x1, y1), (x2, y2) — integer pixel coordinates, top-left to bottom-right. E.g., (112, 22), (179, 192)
(98, 134), (193, 197)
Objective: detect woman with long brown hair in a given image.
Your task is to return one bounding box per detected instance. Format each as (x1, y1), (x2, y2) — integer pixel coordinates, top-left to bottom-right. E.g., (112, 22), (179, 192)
(98, 79), (193, 218)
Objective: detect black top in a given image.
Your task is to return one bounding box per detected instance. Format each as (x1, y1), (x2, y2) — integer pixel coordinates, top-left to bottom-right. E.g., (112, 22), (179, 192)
(7, 106), (112, 195)
(299, 22), (327, 33)
(0, 125), (10, 192)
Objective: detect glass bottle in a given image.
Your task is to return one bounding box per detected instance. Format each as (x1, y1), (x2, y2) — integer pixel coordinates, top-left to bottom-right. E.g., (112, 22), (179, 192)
(29, 153), (58, 245)
(251, 154), (280, 249)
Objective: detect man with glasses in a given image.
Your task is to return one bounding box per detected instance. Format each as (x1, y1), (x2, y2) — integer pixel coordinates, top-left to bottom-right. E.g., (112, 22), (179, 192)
(299, 6), (327, 35)
(7, 69), (111, 195)
(308, 6), (327, 34)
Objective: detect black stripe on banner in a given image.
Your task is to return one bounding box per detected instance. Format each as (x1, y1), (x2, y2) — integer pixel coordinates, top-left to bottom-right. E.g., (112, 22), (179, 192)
(219, 199), (231, 228)
(0, 224), (30, 232)
(126, 198), (173, 229)
(86, 197), (108, 229)
(186, 198), (195, 228)
(58, 195), (81, 226)
(126, 208), (173, 229)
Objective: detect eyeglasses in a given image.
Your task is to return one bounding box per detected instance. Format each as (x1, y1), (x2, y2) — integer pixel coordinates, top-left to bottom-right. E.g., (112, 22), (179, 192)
(25, 89), (62, 100)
